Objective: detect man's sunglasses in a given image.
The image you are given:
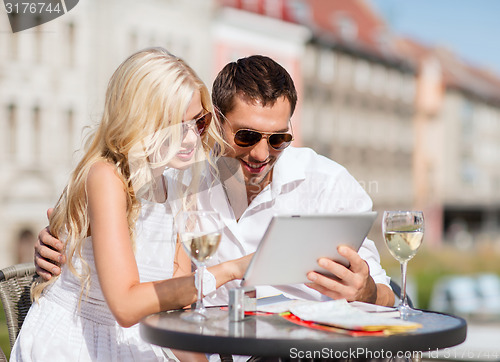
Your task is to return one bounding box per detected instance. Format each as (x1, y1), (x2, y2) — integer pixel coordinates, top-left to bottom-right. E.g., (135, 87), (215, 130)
(233, 128), (293, 150)
(182, 112), (212, 136)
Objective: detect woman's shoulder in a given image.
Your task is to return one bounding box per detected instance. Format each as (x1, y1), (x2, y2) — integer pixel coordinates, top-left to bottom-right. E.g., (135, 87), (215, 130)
(88, 160), (121, 179)
(87, 160), (124, 191)
(88, 160), (118, 175)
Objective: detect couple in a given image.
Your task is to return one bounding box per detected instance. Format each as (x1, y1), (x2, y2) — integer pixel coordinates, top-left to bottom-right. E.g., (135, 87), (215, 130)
(14, 47), (394, 361)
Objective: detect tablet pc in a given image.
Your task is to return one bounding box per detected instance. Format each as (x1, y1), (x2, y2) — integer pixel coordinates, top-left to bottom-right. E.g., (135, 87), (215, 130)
(241, 212), (377, 287)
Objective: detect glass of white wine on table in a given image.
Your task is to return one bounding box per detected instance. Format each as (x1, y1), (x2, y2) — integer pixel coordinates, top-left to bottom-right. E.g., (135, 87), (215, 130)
(382, 211), (424, 319)
(174, 211), (222, 323)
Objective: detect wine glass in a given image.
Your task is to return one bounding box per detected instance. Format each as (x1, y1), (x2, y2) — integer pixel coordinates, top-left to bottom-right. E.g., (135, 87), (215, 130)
(382, 211), (424, 318)
(174, 211), (222, 322)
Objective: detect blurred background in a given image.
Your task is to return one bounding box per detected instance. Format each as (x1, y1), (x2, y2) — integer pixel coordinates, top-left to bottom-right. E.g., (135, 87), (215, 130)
(1, 0), (500, 359)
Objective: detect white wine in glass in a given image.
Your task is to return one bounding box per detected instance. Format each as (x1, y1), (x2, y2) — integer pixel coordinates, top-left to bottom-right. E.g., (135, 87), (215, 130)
(382, 211), (424, 318)
(180, 233), (221, 264)
(175, 211), (222, 323)
(384, 230), (423, 263)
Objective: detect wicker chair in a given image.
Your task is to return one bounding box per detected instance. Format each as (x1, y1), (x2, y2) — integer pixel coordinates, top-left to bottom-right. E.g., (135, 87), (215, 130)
(0, 263), (37, 352)
(0, 345), (7, 362)
(390, 279), (414, 308)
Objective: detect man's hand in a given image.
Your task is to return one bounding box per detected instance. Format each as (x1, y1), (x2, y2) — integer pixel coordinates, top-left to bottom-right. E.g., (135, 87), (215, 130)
(34, 208), (66, 280)
(306, 245), (378, 304)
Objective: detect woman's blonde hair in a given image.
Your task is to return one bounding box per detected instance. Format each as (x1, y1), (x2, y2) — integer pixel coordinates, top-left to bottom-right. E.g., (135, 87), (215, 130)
(32, 47), (225, 301)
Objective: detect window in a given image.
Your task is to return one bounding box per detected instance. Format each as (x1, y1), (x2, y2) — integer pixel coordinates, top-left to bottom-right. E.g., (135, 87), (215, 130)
(129, 31), (138, 53)
(33, 106), (41, 160)
(287, 0), (311, 24)
(67, 22), (75, 67)
(10, 14), (19, 60)
(17, 229), (36, 264)
(461, 159), (477, 186)
(303, 47), (316, 79)
(34, 15), (43, 63)
(387, 70), (400, 99)
(370, 64), (387, 95)
(66, 109), (75, 155)
(354, 60), (370, 92)
(318, 49), (335, 83)
(375, 30), (392, 53)
(264, 0), (282, 18)
(402, 73), (416, 103)
(334, 13), (357, 41)
(461, 100), (474, 144)
(8, 104), (17, 156)
(242, 0), (259, 12)
(164, 34), (173, 54)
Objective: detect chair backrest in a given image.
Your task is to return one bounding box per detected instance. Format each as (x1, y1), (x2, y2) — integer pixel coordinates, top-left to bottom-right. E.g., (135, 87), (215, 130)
(0, 263), (36, 349)
(390, 279), (414, 308)
(0, 344), (7, 362)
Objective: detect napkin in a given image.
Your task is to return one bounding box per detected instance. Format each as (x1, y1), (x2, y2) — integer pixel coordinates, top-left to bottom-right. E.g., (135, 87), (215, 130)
(289, 299), (421, 333)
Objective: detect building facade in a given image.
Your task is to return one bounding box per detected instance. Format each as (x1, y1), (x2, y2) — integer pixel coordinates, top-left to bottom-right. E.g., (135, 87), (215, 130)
(217, 0), (500, 248)
(297, 0), (416, 217)
(0, 0), (214, 267)
(213, 2), (311, 145)
(218, 0), (418, 243)
(398, 39), (500, 247)
(2, 0), (500, 268)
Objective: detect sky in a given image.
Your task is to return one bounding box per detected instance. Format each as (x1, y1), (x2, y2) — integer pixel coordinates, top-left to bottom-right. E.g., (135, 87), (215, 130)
(368, 0), (500, 76)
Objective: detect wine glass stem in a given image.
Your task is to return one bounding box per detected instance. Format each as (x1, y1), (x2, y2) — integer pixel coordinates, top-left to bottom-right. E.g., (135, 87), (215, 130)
(400, 261), (408, 308)
(196, 264), (206, 314)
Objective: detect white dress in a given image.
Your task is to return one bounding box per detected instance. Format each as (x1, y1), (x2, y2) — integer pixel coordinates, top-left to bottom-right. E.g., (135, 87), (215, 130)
(11, 200), (176, 362)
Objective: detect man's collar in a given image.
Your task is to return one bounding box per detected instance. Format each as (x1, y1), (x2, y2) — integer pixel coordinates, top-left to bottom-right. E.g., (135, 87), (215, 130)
(271, 147), (306, 192)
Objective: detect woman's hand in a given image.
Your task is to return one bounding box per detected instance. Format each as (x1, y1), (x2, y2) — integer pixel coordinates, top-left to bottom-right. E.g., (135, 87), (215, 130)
(228, 253), (253, 280)
(208, 253), (254, 289)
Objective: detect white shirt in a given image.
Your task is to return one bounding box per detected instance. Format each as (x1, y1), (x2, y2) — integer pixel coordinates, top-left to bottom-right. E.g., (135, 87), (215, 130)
(200, 146), (390, 306)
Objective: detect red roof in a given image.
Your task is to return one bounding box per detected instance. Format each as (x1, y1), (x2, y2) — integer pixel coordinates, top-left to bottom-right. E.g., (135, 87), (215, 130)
(218, 0), (410, 68)
(218, 0), (297, 22)
(306, 0), (385, 48)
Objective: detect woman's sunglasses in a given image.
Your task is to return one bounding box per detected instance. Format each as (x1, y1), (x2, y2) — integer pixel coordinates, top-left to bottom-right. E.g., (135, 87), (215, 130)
(182, 112), (212, 136)
(233, 129), (293, 150)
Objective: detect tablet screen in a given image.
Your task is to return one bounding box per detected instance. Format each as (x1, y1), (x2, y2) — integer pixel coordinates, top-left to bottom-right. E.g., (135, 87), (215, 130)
(241, 212), (377, 286)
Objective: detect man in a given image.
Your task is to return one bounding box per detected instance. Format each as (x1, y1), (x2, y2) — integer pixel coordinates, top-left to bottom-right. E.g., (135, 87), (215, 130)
(35, 55), (394, 307)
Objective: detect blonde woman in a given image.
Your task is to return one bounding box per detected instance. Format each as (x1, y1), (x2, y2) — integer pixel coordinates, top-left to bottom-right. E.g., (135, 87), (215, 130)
(11, 48), (249, 361)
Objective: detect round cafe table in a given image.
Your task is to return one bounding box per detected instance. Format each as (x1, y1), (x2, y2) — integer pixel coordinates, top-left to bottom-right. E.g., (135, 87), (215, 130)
(140, 307), (466, 358)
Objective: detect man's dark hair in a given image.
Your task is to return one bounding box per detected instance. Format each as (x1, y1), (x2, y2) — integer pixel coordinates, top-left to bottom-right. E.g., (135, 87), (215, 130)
(212, 55), (297, 121)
